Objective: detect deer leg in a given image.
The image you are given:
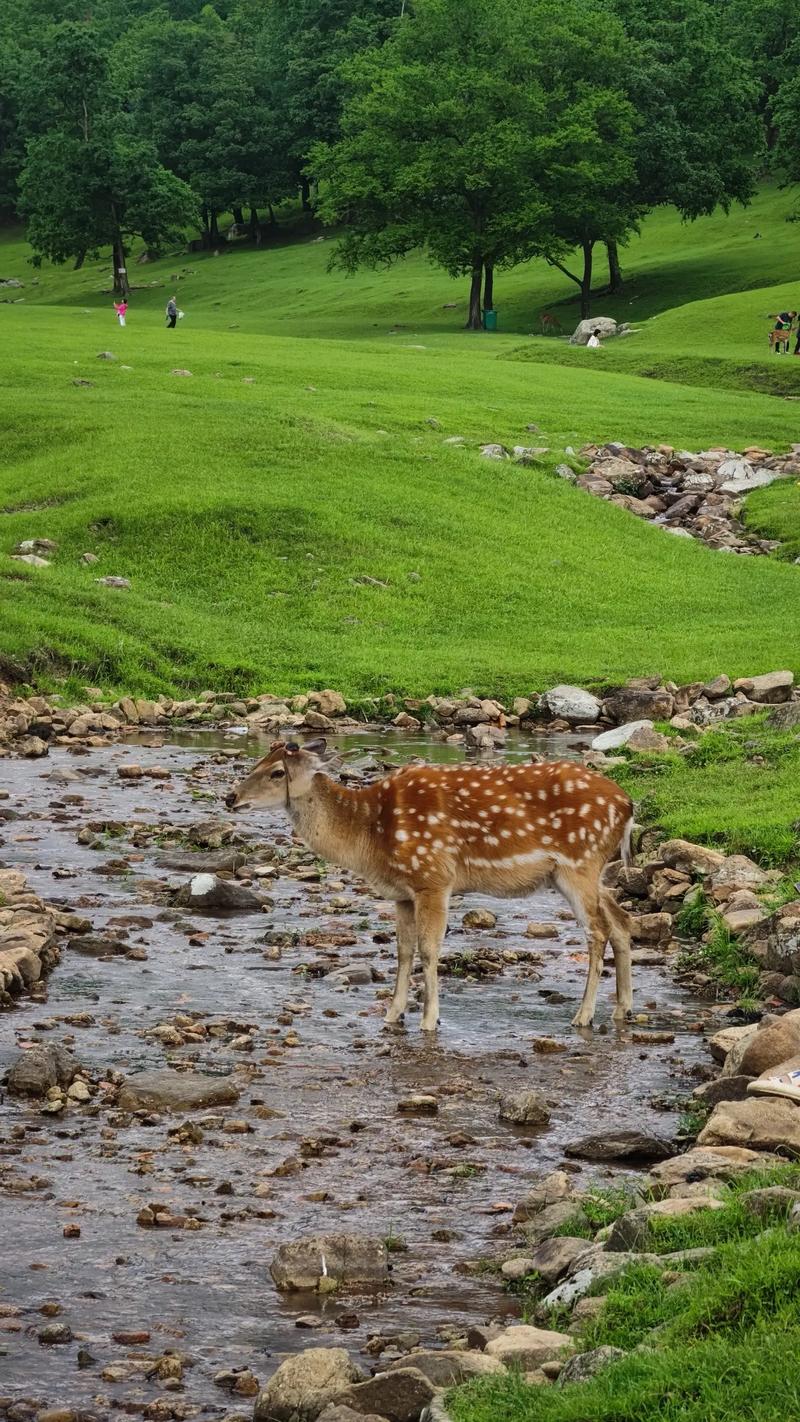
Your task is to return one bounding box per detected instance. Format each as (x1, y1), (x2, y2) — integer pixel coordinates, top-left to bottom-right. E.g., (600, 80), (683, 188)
(601, 889), (633, 1021)
(384, 899), (416, 1026)
(556, 869), (607, 1029)
(415, 889), (449, 1031)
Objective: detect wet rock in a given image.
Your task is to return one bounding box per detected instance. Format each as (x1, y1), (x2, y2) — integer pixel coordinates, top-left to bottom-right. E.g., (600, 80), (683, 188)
(512, 1171), (573, 1222)
(540, 686), (601, 724)
(385, 1351), (505, 1386)
(7, 1044), (79, 1097)
(397, 1096), (438, 1115)
(462, 908), (496, 930)
(254, 1348), (364, 1422)
(606, 1197), (725, 1251)
(485, 1325), (574, 1369)
(692, 1075), (751, 1107)
(648, 1145), (775, 1189)
(498, 1089), (550, 1127)
(698, 1096), (800, 1153)
(270, 1235), (390, 1292)
(38, 1322), (73, 1345)
(214, 1367), (260, 1397)
(563, 1129), (671, 1162)
(175, 873), (264, 913)
(117, 1069), (240, 1113)
(68, 933), (128, 958)
(558, 1346), (626, 1385)
(333, 1369), (436, 1422)
(519, 1236), (589, 1283)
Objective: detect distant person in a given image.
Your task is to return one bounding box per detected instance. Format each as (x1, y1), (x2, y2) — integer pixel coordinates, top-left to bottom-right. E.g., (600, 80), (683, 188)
(586, 329), (602, 348)
(114, 299), (127, 327)
(166, 295), (178, 329)
(772, 310), (796, 330)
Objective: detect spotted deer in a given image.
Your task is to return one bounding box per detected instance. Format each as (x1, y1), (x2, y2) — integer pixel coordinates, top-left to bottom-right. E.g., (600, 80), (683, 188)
(226, 740), (634, 1032)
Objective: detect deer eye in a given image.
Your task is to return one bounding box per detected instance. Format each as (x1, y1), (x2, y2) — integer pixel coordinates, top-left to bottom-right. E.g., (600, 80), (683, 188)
(270, 767), (286, 779)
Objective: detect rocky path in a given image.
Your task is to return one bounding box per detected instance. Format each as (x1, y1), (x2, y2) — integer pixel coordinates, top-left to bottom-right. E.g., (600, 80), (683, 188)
(1, 731), (718, 1415)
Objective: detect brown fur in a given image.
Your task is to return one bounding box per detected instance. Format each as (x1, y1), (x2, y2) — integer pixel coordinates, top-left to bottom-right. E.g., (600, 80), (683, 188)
(228, 741), (634, 1031)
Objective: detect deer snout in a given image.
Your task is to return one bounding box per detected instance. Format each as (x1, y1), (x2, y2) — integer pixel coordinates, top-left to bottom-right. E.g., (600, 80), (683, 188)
(225, 790), (239, 809)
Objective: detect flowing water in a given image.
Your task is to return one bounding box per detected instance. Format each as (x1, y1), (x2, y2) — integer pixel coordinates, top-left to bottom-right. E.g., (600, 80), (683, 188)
(0, 727), (712, 1410)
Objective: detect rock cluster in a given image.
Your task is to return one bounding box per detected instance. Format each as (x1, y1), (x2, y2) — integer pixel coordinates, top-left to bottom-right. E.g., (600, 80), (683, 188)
(0, 869), (60, 1006)
(576, 441), (800, 555)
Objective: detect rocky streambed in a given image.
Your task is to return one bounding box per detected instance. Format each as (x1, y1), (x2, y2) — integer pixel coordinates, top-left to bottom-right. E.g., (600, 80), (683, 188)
(0, 729), (759, 1417)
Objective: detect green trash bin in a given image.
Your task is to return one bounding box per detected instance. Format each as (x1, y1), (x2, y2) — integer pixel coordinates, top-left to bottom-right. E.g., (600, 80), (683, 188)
(483, 308), (498, 331)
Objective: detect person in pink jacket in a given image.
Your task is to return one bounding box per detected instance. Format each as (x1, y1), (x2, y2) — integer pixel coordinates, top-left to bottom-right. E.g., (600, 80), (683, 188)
(114, 300), (127, 327)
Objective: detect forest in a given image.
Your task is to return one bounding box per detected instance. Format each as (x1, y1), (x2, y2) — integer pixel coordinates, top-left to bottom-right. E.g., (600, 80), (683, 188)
(2, 0), (800, 323)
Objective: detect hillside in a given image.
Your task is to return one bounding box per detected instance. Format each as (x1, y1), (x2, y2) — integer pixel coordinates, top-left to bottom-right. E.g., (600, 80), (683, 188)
(1, 188), (799, 698)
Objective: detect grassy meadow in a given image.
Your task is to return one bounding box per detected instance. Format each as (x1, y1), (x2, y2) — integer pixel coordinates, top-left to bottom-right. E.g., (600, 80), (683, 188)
(1, 185), (800, 699)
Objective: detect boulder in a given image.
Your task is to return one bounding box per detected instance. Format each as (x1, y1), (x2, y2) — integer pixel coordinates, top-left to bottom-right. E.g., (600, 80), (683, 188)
(769, 703), (800, 731)
(626, 727), (670, 752)
(732, 671), (794, 704)
(318, 1410), (387, 1422)
(570, 317), (618, 346)
(740, 1186), (800, 1220)
(499, 1089), (551, 1127)
(564, 1129), (672, 1163)
(540, 685), (601, 724)
(708, 1023), (757, 1064)
(117, 1069), (240, 1113)
(558, 1347), (626, 1386)
(697, 1097), (800, 1153)
(175, 873), (264, 913)
(741, 902), (800, 976)
(708, 856), (767, 899)
(519, 1236), (589, 1284)
(7, 1044), (79, 1096)
(723, 1011), (800, 1079)
(605, 1196), (725, 1251)
(512, 1171), (572, 1220)
(385, 1351), (505, 1387)
(718, 465), (778, 495)
(254, 1349), (364, 1422)
(658, 840), (727, 878)
(333, 1370), (436, 1422)
(591, 721), (653, 752)
(270, 1235), (389, 1292)
(603, 688), (674, 723)
(308, 690), (346, 717)
(486, 1326), (574, 1369)
(515, 1198), (589, 1240)
(648, 1145), (774, 1189)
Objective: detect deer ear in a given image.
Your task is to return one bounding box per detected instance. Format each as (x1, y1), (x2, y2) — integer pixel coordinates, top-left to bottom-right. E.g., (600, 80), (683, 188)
(303, 738), (328, 756)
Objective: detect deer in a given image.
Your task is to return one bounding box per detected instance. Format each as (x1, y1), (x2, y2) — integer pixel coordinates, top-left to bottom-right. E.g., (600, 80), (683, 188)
(226, 740), (635, 1033)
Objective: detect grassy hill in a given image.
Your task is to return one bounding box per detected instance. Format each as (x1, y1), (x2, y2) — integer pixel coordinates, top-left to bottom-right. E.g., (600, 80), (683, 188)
(1, 186), (799, 698)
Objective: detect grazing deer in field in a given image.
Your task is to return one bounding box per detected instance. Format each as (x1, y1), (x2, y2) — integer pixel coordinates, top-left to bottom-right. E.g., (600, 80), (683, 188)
(226, 741), (634, 1031)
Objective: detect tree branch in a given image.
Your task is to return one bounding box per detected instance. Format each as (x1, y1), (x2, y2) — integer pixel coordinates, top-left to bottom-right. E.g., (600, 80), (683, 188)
(545, 255), (582, 288)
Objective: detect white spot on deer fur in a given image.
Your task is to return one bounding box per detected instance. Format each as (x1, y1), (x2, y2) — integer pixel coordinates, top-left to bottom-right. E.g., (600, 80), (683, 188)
(565, 780), (574, 793)
(596, 796), (606, 805)
(552, 816), (562, 828)
(542, 835), (553, 845)
(417, 844), (428, 855)
(579, 804), (590, 817)
(396, 829), (409, 842)
(568, 831), (576, 843)
(501, 829), (512, 838)
(594, 819), (602, 831)
(491, 804), (502, 813)
(411, 855), (420, 870)
(538, 790), (547, 800)
(428, 813), (439, 825)
(579, 827), (587, 840)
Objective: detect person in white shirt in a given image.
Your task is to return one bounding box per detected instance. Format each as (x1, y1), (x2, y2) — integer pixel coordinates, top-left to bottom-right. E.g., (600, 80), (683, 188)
(587, 329), (602, 348)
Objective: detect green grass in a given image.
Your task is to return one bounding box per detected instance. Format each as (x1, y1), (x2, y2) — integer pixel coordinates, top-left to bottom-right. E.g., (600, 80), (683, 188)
(614, 716), (800, 865)
(1, 184), (800, 699)
(451, 1168), (800, 1422)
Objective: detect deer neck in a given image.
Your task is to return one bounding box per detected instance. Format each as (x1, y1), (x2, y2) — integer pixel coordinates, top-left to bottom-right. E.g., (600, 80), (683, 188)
(288, 774), (377, 875)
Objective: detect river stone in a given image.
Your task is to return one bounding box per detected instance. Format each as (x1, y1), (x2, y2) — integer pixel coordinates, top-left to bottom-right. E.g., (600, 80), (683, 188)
(648, 1145), (776, 1189)
(741, 901), (800, 976)
(7, 1044), (79, 1096)
(708, 856), (767, 897)
(605, 1196), (725, 1251)
(486, 1325), (574, 1369)
(498, 1089), (551, 1127)
(740, 1186), (800, 1220)
(540, 1251), (659, 1311)
(68, 933), (128, 958)
(724, 1011), (800, 1079)
(541, 685), (601, 724)
(591, 720), (653, 751)
(522, 1236), (589, 1283)
(697, 1097), (800, 1153)
(117, 1069), (240, 1113)
(156, 849), (248, 873)
(385, 1350), (505, 1386)
(563, 1129), (671, 1162)
(254, 1348), (365, 1422)
(270, 1234), (389, 1292)
(732, 670), (794, 704)
(603, 688), (674, 723)
(333, 1369), (436, 1422)
(175, 873), (263, 913)
(707, 1023), (757, 1064)
(718, 465), (777, 494)
(558, 1346), (626, 1386)
(518, 1198), (589, 1242)
(512, 1170), (573, 1221)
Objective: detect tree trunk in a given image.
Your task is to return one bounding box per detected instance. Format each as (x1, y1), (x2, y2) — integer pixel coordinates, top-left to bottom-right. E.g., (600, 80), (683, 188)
(300, 175), (311, 211)
(606, 240), (623, 294)
(580, 241), (594, 320)
(483, 263), (494, 312)
(73, 250), (86, 271)
(111, 229), (128, 297)
(249, 207), (261, 245)
(466, 260), (483, 330)
(209, 209), (220, 244)
(267, 200), (276, 226)
(232, 206), (244, 225)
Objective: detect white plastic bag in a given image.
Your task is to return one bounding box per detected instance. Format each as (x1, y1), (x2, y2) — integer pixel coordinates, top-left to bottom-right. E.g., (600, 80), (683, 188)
(178, 310), (185, 319)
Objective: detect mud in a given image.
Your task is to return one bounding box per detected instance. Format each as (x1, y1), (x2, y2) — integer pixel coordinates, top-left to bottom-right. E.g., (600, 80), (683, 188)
(1, 728), (712, 1411)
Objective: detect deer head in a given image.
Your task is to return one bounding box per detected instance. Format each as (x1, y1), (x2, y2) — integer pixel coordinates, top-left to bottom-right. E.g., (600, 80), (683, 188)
(226, 739), (329, 811)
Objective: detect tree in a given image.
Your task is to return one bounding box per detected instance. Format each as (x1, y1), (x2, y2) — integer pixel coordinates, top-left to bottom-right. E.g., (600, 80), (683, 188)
(772, 50), (800, 184)
(313, 0), (642, 327)
(18, 22), (196, 293)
